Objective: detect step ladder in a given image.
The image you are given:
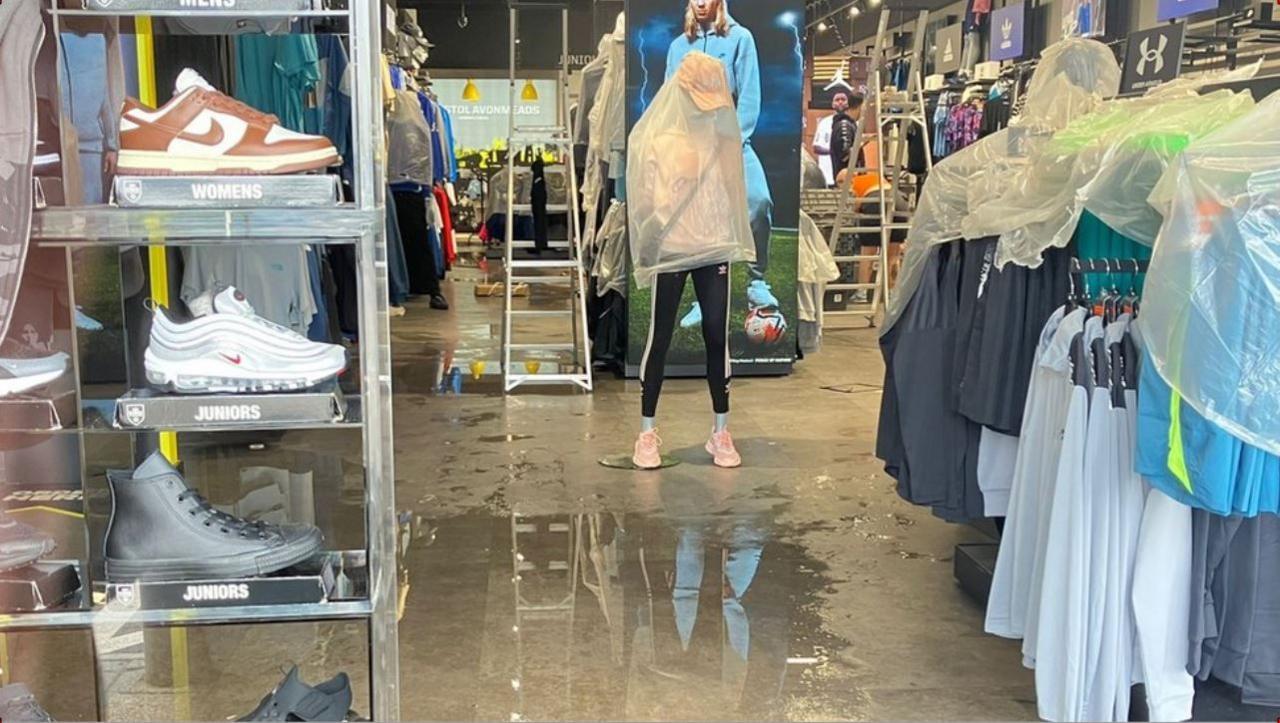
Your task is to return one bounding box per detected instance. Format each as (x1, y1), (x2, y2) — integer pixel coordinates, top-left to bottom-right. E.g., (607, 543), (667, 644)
(509, 512), (581, 719)
(502, 2), (593, 392)
(826, 8), (933, 326)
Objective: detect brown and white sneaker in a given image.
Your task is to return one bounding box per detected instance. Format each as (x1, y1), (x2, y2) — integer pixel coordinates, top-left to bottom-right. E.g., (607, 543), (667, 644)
(117, 69), (340, 176)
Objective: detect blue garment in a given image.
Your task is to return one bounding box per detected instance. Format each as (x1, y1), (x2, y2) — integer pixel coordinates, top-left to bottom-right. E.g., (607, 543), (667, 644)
(59, 32), (111, 203)
(386, 185), (410, 305)
(1137, 352), (1280, 517)
(304, 247), (330, 342)
(427, 227), (444, 279)
(418, 93), (447, 184)
(665, 15), (773, 279)
(316, 35), (351, 173)
(440, 106), (457, 181)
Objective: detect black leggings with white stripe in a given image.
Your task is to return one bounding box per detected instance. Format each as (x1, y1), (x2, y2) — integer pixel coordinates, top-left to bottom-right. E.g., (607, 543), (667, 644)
(641, 263), (731, 417)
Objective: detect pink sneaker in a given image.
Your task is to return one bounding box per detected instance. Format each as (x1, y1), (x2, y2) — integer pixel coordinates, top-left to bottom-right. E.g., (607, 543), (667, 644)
(705, 429), (742, 468)
(632, 429), (663, 470)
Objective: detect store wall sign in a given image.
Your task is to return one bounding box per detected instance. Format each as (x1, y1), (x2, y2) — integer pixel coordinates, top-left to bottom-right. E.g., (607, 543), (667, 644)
(1120, 22), (1186, 93)
(1157, 0), (1220, 21)
(934, 24), (963, 74)
(989, 2), (1026, 62)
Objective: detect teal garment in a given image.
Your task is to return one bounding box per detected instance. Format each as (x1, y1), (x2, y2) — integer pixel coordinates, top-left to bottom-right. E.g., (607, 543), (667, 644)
(234, 34), (320, 133)
(1074, 211), (1151, 298)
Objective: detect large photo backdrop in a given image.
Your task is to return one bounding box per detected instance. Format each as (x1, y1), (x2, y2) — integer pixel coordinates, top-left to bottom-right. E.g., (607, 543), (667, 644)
(625, 0), (804, 375)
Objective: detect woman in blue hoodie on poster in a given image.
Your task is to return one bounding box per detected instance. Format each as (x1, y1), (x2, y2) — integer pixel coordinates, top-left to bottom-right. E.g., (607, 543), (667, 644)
(666, 0), (779, 327)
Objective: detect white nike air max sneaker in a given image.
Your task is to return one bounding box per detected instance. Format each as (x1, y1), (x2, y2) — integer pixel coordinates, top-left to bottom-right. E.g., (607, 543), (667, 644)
(0, 353), (69, 397)
(145, 286), (346, 394)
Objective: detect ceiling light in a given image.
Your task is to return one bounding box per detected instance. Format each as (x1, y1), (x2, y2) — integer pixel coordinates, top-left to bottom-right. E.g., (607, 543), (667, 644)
(849, 5), (860, 15)
(818, 20), (829, 31)
(868, 0), (880, 6)
(462, 78), (480, 102)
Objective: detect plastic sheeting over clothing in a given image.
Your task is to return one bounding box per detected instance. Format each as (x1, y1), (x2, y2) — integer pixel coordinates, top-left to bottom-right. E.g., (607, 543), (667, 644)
(1081, 91), (1254, 245)
(1140, 89), (1280, 457)
(592, 201), (629, 298)
(626, 51), (754, 288)
(386, 89), (433, 186)
(885, 38), (1120, 333)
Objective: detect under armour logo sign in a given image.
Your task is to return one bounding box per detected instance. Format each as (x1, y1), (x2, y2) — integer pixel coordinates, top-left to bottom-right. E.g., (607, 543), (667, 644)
(1136, 34), (1167, 76)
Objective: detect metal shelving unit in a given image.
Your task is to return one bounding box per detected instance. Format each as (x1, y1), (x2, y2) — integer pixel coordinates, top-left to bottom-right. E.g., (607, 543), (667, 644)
(32, 206), (379, 244)
(11, 1), (402, 719)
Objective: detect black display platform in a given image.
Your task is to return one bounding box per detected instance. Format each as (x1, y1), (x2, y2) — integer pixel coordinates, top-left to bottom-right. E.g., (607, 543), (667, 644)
(0, 561), (83, 611)
(954, 542), (997, 605)
(104, 556), (337, 610)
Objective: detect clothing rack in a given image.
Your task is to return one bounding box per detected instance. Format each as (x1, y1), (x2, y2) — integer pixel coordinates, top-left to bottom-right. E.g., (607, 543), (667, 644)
(1070, 258), (1149, 274)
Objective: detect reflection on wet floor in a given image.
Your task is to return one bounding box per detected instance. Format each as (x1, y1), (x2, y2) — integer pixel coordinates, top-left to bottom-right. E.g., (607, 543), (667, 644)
(399, 503), (861, 721)
(388, 255), (1041, 720)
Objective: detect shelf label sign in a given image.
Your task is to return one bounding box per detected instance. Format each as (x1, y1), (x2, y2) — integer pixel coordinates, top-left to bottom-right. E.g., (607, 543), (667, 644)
(935, 24), (963, 74)
(1157, 0), (1219, 21)
(1120, 22), (1186, 93)
(989, 2), (1026, 62)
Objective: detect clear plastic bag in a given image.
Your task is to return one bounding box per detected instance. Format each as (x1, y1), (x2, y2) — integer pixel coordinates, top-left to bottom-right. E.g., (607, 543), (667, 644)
(1139, 89), (1280, 456)
(1081, 89), (1254, 245)
(386, 89), (434, 186)
(973, 64), (1254, 268)
(626, 51), (754, 288)
(798, 210), (839, 286)
(885, 37), (1119, 332)
(592, 201), (629, 298)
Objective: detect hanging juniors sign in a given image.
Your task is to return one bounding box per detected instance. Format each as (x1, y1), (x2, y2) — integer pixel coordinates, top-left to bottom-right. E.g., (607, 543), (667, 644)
(624, 0), (804, 376)
(1120, 22), (1185, 93)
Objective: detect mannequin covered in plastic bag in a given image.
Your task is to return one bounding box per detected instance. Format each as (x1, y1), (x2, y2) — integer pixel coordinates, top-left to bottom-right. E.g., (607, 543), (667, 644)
(627, 51), (754, 470)
(665, 0), (779, 330)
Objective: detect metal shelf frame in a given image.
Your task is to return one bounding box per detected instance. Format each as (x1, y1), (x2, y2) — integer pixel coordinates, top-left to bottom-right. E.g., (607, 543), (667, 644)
(22, 1), (402, 719)
(33, 206), (379, 244)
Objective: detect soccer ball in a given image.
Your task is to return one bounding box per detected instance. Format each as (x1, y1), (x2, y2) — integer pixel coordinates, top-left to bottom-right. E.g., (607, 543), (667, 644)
(744, 307), (787, 345)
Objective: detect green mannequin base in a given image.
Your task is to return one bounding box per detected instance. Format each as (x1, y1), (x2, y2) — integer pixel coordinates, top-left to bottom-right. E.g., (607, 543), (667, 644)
(597, 454), (682, 470)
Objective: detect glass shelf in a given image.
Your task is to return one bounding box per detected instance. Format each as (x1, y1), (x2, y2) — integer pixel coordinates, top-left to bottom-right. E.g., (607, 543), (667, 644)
(33, 206), (378, 245)
(53, 7), (348, 20)
(0, 599), (372, 631)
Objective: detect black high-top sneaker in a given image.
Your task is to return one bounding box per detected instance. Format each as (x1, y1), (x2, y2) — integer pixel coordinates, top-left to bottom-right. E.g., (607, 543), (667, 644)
(0, 683), (54, 721)
(0, 511), (56, 573)
(104, 451), (323, 582)
(238, 666), (354, 721)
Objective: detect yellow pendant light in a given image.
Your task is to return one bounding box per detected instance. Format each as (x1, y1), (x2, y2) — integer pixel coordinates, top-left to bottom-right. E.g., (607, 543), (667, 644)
(521, 79), (539, 102)
(462, 78), (480, 101)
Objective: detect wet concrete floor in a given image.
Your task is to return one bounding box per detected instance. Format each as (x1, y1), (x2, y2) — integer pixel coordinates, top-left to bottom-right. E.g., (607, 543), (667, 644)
(388, 256), (1038, 720)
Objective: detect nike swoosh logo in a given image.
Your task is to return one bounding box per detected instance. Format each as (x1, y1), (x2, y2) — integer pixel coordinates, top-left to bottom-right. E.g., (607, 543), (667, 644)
(220, 353), (243, 365)
(178, 118), (226, 147)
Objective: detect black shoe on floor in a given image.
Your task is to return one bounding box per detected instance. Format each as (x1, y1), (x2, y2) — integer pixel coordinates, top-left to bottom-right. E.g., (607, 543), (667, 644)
(0, 683), (54, 721)
(238, 666), (353, 721)
(0, 512), (56, 573)
(104, 451), (323, 582)
(429, 294), (449, 310)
